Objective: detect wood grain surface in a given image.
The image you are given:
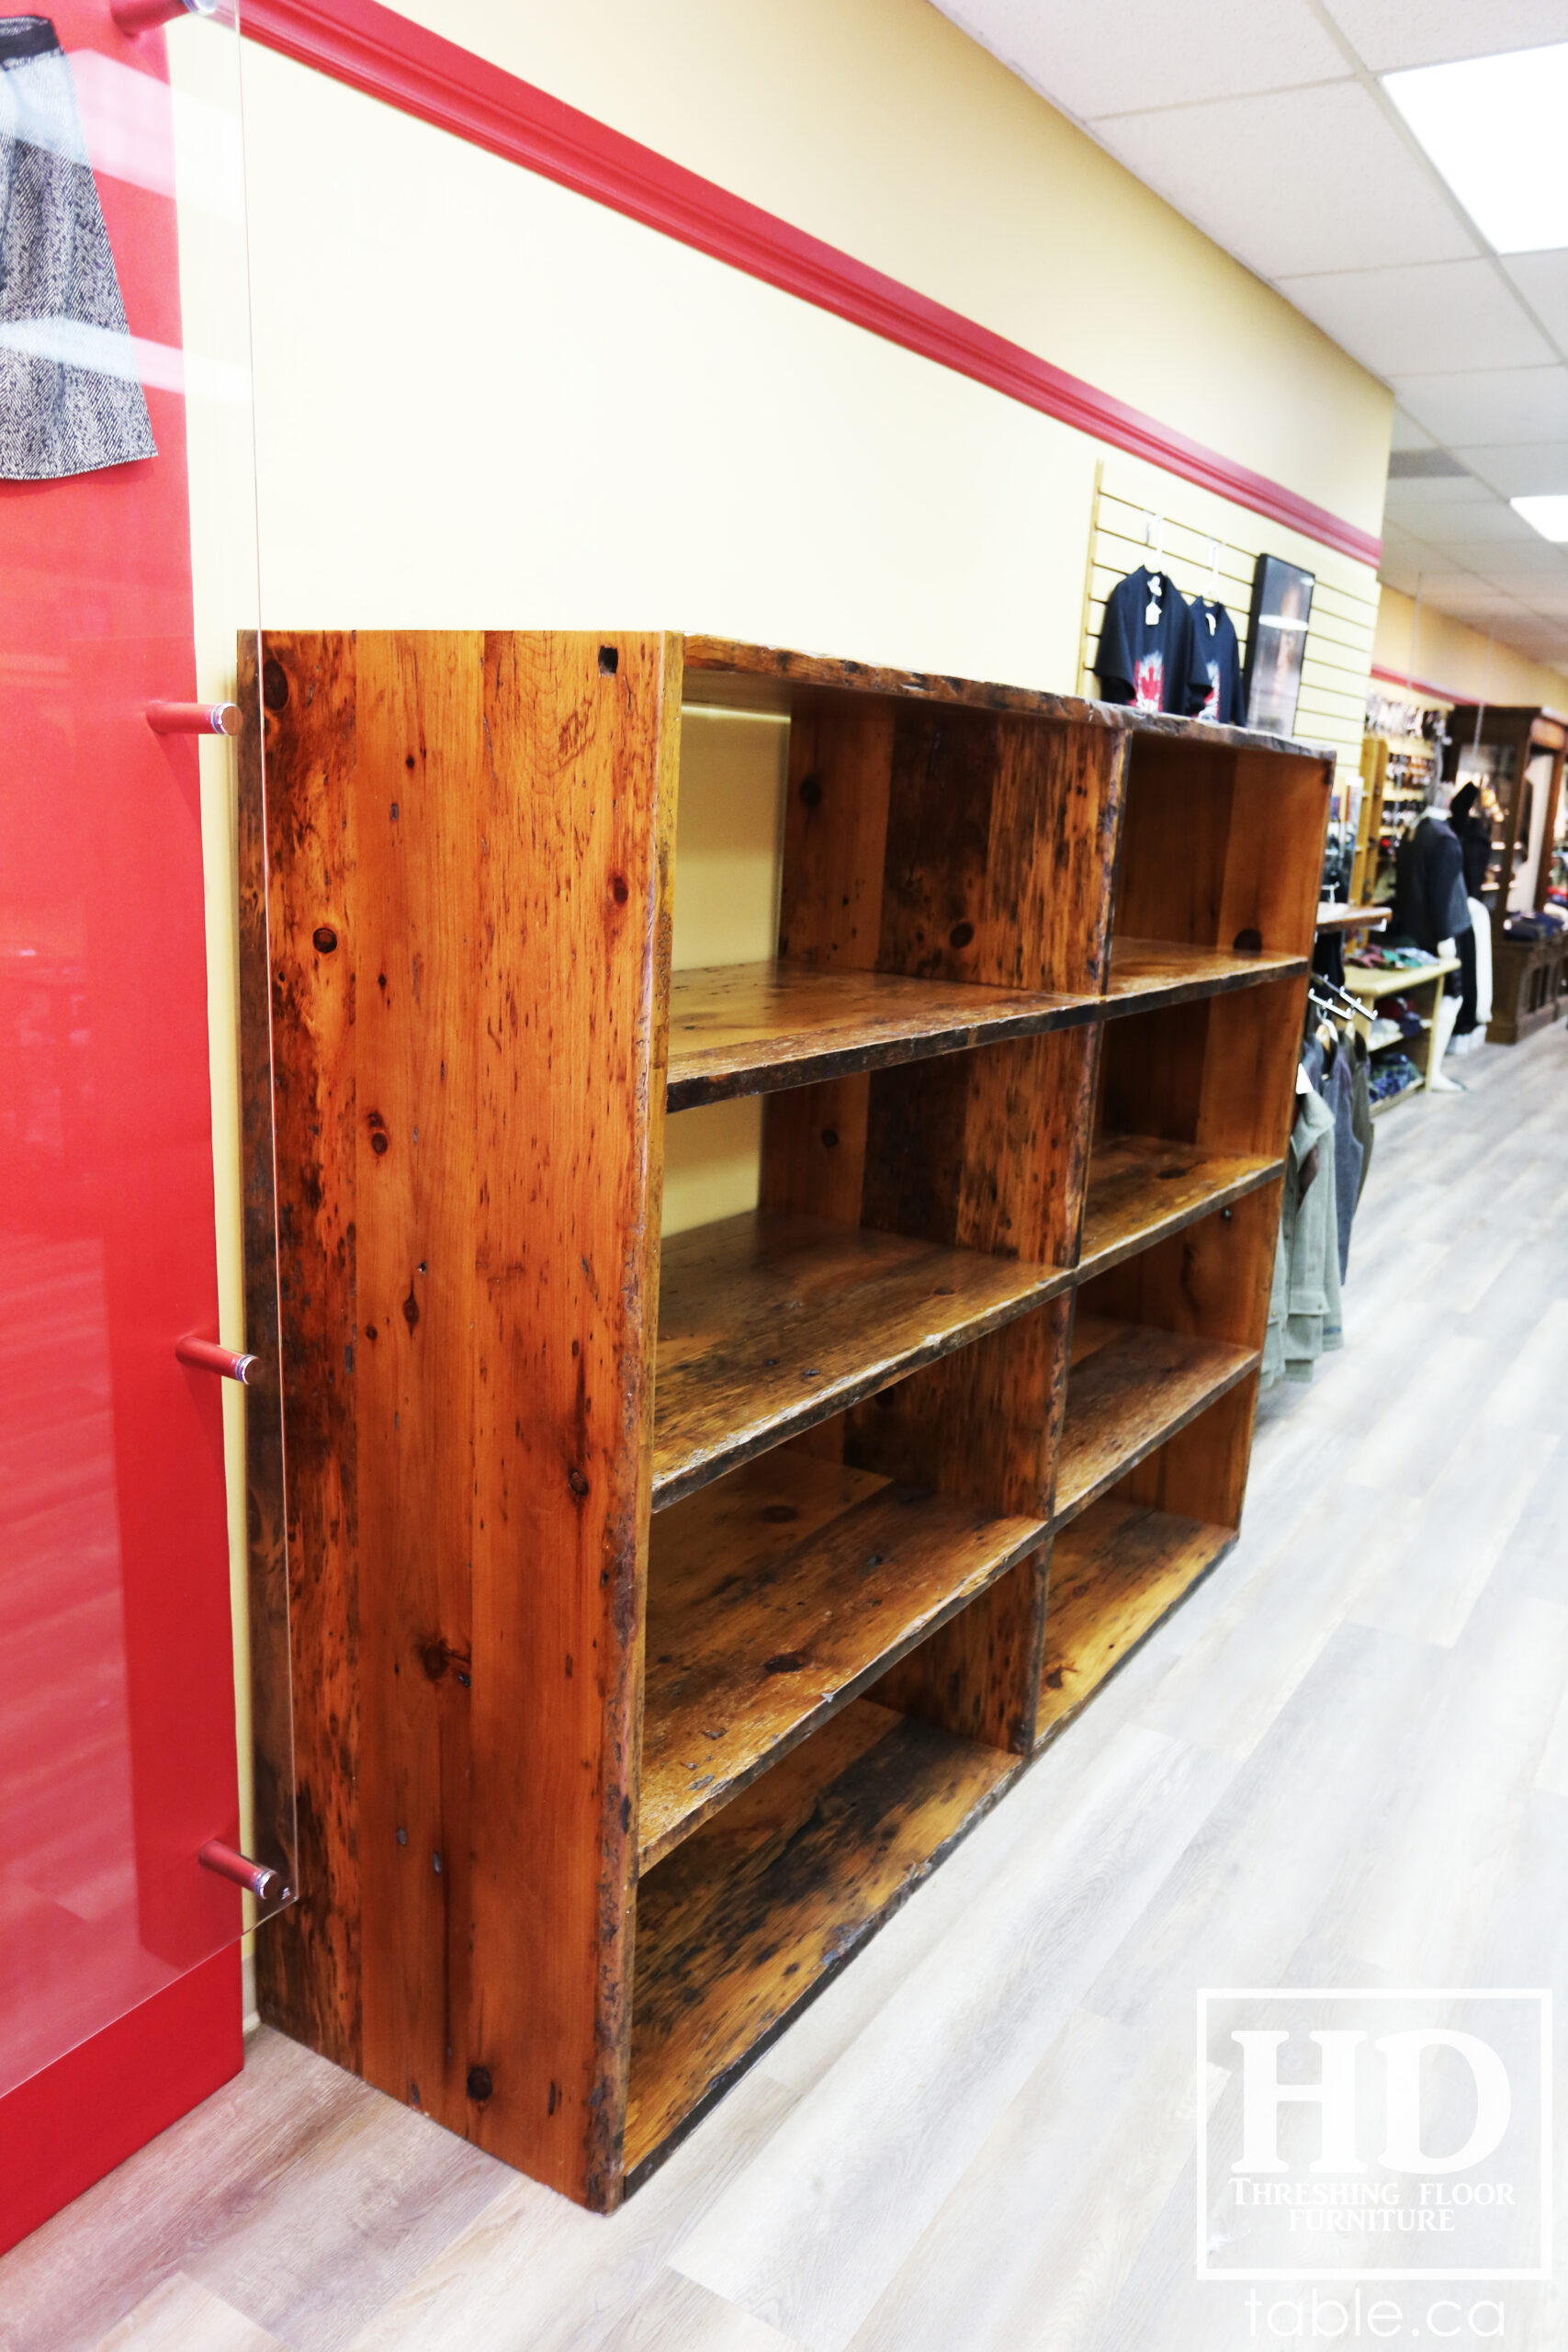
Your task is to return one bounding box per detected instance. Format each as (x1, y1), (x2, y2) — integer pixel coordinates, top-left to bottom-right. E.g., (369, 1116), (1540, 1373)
(1077, 1134), (1281, 1281)
(249, 629), (681, 2211)
(666, 961), (1097, 1110)
(20, 1027), (1563, 2352)
(653, 1211), (1066, 1509)
(1103, 940), (1306, 1011)
(1037, 1498), (1235, 1737)
(626, 1700), (1021, 2179)
(1053, 1317), (1259, 1526)
(244, 631), (362, 2073)
(680, 636), (1326, 762)
(1112, 734), (1331, 965)
(640, 1451), (1045, 1871)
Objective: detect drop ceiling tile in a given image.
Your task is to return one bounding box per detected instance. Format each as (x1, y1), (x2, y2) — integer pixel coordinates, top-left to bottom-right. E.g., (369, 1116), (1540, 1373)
(933, 1), (1346, 120)
(1457, 539), (1568, 577)
(1498, 250), (1568, 348)
(1276, 260), (1554, 378)
(1382, 479), (1498, 531)
(1451, 440), (1568, 496)
(1391, 498), (1536, 545)
(1089, 85), (1478, 277)
(1392, 366), (1568, 445)
(1324, 1), (1568, 73)
(1391, 409), (1438, 452)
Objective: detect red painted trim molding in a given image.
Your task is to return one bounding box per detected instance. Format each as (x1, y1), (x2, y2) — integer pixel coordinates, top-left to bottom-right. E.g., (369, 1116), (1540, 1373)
(240, 0), (1382, 571)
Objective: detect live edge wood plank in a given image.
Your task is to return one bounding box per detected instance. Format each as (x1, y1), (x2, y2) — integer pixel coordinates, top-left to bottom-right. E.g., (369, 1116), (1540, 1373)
(1038, 1498), (1235, 1736)
(665, 961), (1099, 1110)
(653, 1211), (1067, 1510)
(626, 1699), (1021, 2178)
(1077, 1135), (1282, 1281)
(640, 1451), (1045, 1872)
(1054, 1317), (1259, 1526)
(1104, 939), (1307, 1012)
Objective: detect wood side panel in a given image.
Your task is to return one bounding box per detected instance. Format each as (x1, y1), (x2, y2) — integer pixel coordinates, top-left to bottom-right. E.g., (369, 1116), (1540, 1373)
(983, 717), (1124, 995)
(858, 1027), (1096, 1272)
(759, 1073), (871, 1227)
(852, 1295), (1069, 1750)
(1223, 752), (1334, 959)
(235, 641), (299, 1907)
(248, 633), (362, 2070)
(1098, 998), (1211, 1147)
(1113, 740), (1235, 948)
(353, 633), (484, 2146)
(1111, 1373), (1260, 1529)
(775, 698), (895, 969)
(1196, 977), (1312, 1160)
(463, 632), (678, 2211)
(1077, 1179), (1282, 1353)
(253, 630), (674, 2215)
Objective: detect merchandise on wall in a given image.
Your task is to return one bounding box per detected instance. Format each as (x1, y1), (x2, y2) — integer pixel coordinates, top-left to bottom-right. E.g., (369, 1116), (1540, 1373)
(1241, 555), (1315, 736)
(0, 0), (295, 2256)
(1354, 695), (1450, 909)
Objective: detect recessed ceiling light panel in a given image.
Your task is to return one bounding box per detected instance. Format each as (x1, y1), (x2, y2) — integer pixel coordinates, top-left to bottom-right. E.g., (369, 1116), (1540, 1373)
(1385, 44), (1568, 253)
(1512, 493), (1568, 539)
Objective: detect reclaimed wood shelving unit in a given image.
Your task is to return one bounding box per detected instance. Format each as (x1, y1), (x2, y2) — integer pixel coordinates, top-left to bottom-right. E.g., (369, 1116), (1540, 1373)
(242, 631), (1329, 2214)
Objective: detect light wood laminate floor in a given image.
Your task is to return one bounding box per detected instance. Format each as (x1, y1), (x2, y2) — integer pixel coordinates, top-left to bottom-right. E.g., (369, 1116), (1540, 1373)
(5, 1025), (1565, 2352)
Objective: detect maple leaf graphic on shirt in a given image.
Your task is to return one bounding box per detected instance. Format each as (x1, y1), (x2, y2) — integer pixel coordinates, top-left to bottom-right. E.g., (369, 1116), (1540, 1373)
(1134, 651), (1164, 712)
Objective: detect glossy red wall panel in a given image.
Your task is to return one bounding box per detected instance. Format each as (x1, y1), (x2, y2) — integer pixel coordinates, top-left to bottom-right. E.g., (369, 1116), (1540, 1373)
(0, 0), (244, 2204)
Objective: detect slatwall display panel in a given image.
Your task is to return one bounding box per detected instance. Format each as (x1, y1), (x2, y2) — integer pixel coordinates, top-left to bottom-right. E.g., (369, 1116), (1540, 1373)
(1077, 458), (1379, 768)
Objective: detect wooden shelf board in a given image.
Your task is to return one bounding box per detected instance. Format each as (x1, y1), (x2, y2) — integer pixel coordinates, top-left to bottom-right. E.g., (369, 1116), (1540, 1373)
(640, 1450), (1045, 1873)
(1077, 1135), (1280, 1281)
(1370, 1077), (1425, 1117)
(1039, 1498), (1235, 1737)
(1104, 939), (1306, 1012)
(626, 1698), (1019, 2180)
(1314, 903), (1388, 934)
(654, 1211), (1066, 1510)
(666, 961), (1100, 1110)
(1053, 1317), (1259, 1526)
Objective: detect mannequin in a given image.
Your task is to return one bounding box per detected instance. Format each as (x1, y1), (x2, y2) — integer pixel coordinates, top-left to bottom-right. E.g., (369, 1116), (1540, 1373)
(1394, 808), (1472, 1089)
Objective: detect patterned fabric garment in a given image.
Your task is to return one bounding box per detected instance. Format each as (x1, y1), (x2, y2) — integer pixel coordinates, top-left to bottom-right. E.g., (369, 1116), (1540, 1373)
(0, 15), (155, 478)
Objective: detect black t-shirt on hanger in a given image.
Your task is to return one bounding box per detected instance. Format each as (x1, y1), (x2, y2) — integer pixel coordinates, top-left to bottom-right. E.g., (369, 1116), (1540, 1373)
(1093, 566), (1207, 716)
(1190, 597), (1244, 726)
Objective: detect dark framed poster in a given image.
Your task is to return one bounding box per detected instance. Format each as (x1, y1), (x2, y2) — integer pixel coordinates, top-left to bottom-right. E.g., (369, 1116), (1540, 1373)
(1242, 555), (1315, 735)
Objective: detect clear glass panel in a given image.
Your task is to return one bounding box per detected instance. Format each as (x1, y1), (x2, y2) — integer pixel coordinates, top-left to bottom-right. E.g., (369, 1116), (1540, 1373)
(0, 0), (293, 2104)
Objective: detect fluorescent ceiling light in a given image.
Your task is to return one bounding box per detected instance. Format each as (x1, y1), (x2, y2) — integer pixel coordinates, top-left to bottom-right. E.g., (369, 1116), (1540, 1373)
(1384, 43), (1568, 253)
(1512, 494), (1568, 540)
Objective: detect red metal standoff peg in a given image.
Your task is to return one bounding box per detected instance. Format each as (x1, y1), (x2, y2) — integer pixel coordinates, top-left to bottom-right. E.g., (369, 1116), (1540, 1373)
(146, 700), (242, 737)
(198, 1840), (291, 1905)
(175, 1333), (258, 1385)
(113, 0), (217, 32)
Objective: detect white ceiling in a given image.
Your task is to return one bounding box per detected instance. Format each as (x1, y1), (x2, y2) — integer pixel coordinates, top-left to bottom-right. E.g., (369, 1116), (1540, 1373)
(933, 0), (1568, 670)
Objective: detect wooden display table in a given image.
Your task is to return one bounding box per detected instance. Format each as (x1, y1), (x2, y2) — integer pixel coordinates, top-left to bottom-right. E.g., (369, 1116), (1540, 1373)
(1343, 955), (1461, 1113)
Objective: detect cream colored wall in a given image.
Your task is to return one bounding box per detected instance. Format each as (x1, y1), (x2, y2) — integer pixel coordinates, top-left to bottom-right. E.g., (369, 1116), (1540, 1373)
(383, 0), (1393, 536)
(199, 3), (1401, 1826)
(1374, 586), (1568, 713)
